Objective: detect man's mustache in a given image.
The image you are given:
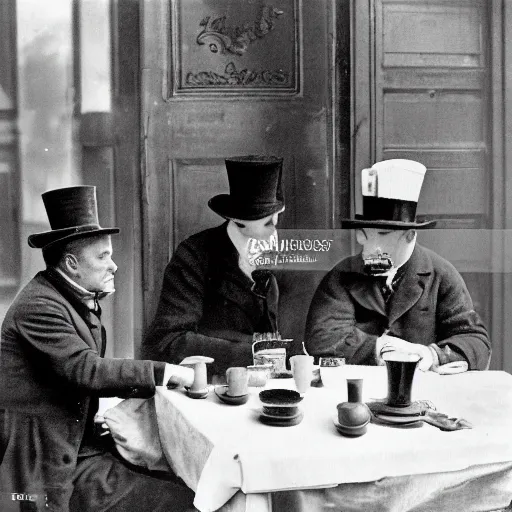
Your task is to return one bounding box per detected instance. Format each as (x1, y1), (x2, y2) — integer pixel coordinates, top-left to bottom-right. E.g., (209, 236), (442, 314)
(363, 252), (393, 275)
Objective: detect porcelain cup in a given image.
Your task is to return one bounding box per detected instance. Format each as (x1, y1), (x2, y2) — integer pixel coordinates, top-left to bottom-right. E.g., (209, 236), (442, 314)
(226, 367), (249, 397)
(290, 355), (314, 394)
(190, 362), (208, 392)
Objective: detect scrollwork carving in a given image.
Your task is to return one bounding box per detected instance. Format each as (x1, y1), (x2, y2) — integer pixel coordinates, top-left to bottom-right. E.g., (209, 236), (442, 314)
(185, 62), (290, 87)
(196, 5), (284, 55)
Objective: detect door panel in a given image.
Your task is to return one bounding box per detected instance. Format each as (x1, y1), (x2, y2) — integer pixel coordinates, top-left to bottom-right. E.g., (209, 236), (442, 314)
(172, 158), (228, 243)
(141, 0), (343, 343)
(375, 0), (489, 228)
(382, 4), (483, 68)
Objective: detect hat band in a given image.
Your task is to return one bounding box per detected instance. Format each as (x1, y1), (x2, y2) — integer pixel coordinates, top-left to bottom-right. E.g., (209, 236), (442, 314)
(28, 224), (110, 249)
(66, 224), (102, 235)
(362, 197), (417, 223)
(232, 199), (281, 207)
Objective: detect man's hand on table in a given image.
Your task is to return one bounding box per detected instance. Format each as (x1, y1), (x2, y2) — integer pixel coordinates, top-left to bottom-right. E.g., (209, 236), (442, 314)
(376, 334), (435, 371)
(163, 363), (195, 388)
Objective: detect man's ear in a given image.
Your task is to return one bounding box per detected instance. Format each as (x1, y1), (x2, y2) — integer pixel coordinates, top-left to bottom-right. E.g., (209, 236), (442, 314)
(355, 229), (367, 245)
(64, 253), (79, 275)
(404, 229), (417, 243)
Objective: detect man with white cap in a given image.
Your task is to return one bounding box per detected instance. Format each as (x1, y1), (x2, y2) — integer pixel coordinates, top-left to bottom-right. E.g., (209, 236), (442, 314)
(305, 159), (491, 371)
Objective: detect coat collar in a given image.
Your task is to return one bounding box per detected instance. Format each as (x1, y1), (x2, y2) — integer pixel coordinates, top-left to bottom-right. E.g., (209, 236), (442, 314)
(348, 279), (387, 316)
(43, 268), (104, 352)
(347, 245), (433, 322)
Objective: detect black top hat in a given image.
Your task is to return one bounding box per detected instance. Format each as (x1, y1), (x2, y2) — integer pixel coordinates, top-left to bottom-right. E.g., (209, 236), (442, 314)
(342, 159), (436, 230)
(28, 186), (120, 249)
(208, 156), (284, 221)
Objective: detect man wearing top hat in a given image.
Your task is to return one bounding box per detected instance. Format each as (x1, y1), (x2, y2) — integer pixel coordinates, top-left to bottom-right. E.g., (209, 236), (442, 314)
(142, 156), (285, 378)
(0, 186), (195, 512)
(305, 159), (490, 371)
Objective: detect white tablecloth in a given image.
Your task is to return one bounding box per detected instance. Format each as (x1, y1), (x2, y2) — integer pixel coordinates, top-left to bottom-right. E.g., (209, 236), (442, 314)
(152, 367), (512, 512)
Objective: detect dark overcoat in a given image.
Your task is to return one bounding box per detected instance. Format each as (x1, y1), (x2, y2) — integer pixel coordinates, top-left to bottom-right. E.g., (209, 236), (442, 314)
(142, 223), (279, 376)
(0, 269), (165, 511)
(305, 244), (491, 370)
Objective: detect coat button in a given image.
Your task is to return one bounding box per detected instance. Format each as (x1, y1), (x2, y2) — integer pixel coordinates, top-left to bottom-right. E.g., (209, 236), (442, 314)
(62, 454), (72, 464)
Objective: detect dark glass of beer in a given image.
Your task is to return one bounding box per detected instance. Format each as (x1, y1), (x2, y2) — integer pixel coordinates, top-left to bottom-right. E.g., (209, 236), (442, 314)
(383, 353), (420, 407)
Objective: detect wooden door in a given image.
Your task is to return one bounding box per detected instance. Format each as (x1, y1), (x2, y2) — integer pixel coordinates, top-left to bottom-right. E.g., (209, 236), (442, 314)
(351, 0), (508, 368)
(140, 0), (348, 346)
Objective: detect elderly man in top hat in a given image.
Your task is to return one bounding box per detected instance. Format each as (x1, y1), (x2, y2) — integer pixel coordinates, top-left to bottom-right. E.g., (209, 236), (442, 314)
(0, 186), (196, 512)
(142, 156), (285, 378)
(305, 159), (490, 371)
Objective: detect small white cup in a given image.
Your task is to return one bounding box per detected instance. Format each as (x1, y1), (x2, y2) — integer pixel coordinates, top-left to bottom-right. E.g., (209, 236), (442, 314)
(290, 355), (314, 394)
(226, 367), (249, 397)
(190, 362), (208, 392)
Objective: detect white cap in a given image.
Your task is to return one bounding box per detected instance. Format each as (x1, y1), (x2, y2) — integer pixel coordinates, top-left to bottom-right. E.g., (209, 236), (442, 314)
(361, 159), (427, 203)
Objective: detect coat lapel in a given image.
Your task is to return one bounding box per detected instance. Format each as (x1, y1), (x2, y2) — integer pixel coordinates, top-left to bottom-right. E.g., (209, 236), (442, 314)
(349, 280), (387, 317)
(211, 224), (262, 320)
(345, 246), (433, 323)
(387, 246), (432, 325)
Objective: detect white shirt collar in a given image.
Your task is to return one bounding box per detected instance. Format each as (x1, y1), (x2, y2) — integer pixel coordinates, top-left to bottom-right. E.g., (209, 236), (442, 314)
(55, 267), (98, 310)
(55, 267), (95, 296)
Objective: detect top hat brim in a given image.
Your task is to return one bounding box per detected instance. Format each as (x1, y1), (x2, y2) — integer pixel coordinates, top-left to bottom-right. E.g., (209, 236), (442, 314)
(208, 195), (285, 221)
(341, 218), (436, 230)
(28, 225), (120, 249)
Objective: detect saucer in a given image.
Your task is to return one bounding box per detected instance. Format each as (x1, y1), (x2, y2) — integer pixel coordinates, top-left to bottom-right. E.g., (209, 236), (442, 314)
(371, 413), (423, 429)
(262, 405), (299, 418)
(261, 408), (302, 420)
(332, 415), (370, 437)
(366, 400), (435, 417)
(259, 411), (304, 427)
(186, 387), (209, 399)
(214, 385), (249, 405)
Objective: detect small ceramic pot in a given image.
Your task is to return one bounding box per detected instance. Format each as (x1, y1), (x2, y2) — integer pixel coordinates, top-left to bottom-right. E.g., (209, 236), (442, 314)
(337, 402), (371, 427)
(335, 378), (371, 437)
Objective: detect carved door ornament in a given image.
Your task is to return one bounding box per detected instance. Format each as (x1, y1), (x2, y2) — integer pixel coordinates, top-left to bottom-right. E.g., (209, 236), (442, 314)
(196, 6), (284, 55)
(168, 0), (301, 97)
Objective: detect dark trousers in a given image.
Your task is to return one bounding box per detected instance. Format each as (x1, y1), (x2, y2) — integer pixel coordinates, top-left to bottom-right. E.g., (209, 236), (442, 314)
(0, 409), (195, 512)
(70, 450), (195, 512)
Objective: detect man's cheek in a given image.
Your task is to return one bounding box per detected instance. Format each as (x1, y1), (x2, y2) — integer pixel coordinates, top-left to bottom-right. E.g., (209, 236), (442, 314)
(250, 229), (275, 241)
(361, 241), (380, 256)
